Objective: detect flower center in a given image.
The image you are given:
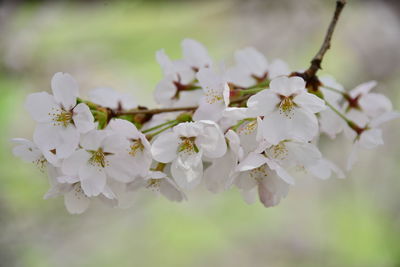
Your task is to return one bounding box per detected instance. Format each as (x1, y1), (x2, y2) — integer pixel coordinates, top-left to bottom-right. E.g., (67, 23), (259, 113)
(205, 88), (223, 104)
(178, 137), (199, 154)
(238, 120), (257, 135)
(279, 96), (295, 117)
(89, 148), (108, 168)
(269, 142), (288, 161)
(146, 179), (161, 191)
(249, 164), (268, 181)
(50, 108), (73, 127)
(33, 156), (47, 172)
(129, 139), (144, 157)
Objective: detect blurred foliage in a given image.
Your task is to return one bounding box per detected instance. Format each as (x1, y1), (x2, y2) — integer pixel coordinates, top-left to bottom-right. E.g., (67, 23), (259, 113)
(1, 1), (400, 267)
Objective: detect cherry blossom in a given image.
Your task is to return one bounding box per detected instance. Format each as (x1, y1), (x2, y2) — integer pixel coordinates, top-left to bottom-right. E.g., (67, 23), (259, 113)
(247, 76), (326, 145)
(25, 72), (95, 159)
(151, 120), (226, 189)
(227, 47), (289, 87)
(61, 129), (133, 196)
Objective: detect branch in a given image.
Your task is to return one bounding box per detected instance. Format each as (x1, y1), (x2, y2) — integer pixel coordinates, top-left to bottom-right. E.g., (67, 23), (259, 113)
(114, 96), (250, 117)
(304, 0), (347, 79)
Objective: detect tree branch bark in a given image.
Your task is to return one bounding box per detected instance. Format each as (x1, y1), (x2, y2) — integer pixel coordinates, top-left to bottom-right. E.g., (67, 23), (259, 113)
(304, 0), (347, 79)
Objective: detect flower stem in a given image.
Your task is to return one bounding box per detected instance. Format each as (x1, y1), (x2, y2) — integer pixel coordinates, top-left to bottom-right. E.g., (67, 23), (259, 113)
(240, 87), (265, 96)
(146, 121), (180, 140)
(142, 120), (178, 134)
(325, 100), (363, 134)
(322, 85), (348, 97)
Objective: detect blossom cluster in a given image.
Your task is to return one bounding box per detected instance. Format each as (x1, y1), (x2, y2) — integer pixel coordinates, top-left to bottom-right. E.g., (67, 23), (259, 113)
(13, 39), (398, 214)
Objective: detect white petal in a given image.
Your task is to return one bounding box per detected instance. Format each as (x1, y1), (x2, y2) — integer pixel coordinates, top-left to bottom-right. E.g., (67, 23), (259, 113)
(64, 185), (90, 214)
(51, 72), (79, 110)
(62, 149), (91, 176)
(25, 92), (58, 123)
(234, 47), (268, 78)
(57, 175), (80, 184)
(171, 152), (203, 190)
(182, 38), (212, 68)
(359, 93), (392, 118)
(80, 130), (108, 151)
(293, 92), (326, 113)
(154, 75), (178, 106)
(159, 178), (187, 202)
(106, 155), (136, 183)
(204, 153), (236, 193)
(235, 172), (257, 191)
(270, 76), (305, 97)
(268, 59), (290, 79)
(79, 164), (107, 197)
(241, 187), (258, 204)
(265, 158), (295, 185)
(11, 138), (43, 162)
(236, 152), (267, 172)
(349, 80), (377, 98)
(359, 128), (383, 149)
(283, 141), (322, 168)
(72, 103), (95, 133)
(370, 111), (400, 128)
(258, 173), (289, 207)
(151, 132), (179, 163)
(55, 124), (80, 159)
(193, 99), (224, 122)
(196, 121), (227, 158)
(246, 90), (280, 116)
(107, 118), (140, 139)
(261, 109), (318, 145)
(102, 134), (130, 154)
(33, 123), (62, 150)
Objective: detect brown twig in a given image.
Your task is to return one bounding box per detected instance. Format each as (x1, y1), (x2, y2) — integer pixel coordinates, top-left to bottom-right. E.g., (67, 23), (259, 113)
(303, 0), (347, 80)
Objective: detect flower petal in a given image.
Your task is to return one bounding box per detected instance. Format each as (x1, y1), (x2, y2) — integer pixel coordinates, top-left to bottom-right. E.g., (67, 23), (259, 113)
(62, 149), (91, 176)
(151, 132), (179, 163)
(64, 184), (90, 214)
(247, 90), (280, 116)
(25, 92), (58, 123)
(236, 152), (268, 172)
(293, 92), (326, 113)
(79, 164), (107, 197)
(73, 103), (95, 133)
(51, 72), (79, 110)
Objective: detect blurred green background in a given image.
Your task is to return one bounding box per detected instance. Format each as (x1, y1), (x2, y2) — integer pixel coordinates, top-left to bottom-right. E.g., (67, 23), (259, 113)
(1, 0), (400, 266)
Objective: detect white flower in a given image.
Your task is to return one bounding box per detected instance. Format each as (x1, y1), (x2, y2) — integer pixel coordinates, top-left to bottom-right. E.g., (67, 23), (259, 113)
(12, 138), (60, 168)
(44, 166), (116, 214)
(204, 130), (243, 193)
(248, 76), (326, 145)
(151, 120), (226, 189)
(61, 129), (133, 197)
(88, 87), (136, 110)
(347, 111), (400, 170)
(107, 119), (152, 178)
(181, 38), (212, 70)
(154, 39), (212, 107)
(193, 68), (230, 122)
(227, 47), (289, 87)
(308, 158), (345, 180)
(347, 81), (392, 118)
(265, 140), (322, 170)
(25, 72), (95, 159)
(234, 152), (292, 207)
(128, 170), (187, 202)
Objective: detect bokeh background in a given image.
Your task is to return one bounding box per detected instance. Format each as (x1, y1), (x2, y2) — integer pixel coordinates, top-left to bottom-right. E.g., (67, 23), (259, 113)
(1, 0), (400, 266)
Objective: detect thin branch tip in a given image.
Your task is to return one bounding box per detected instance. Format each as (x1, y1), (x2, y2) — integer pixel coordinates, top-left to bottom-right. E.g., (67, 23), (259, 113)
(303, 0), (347, 79)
